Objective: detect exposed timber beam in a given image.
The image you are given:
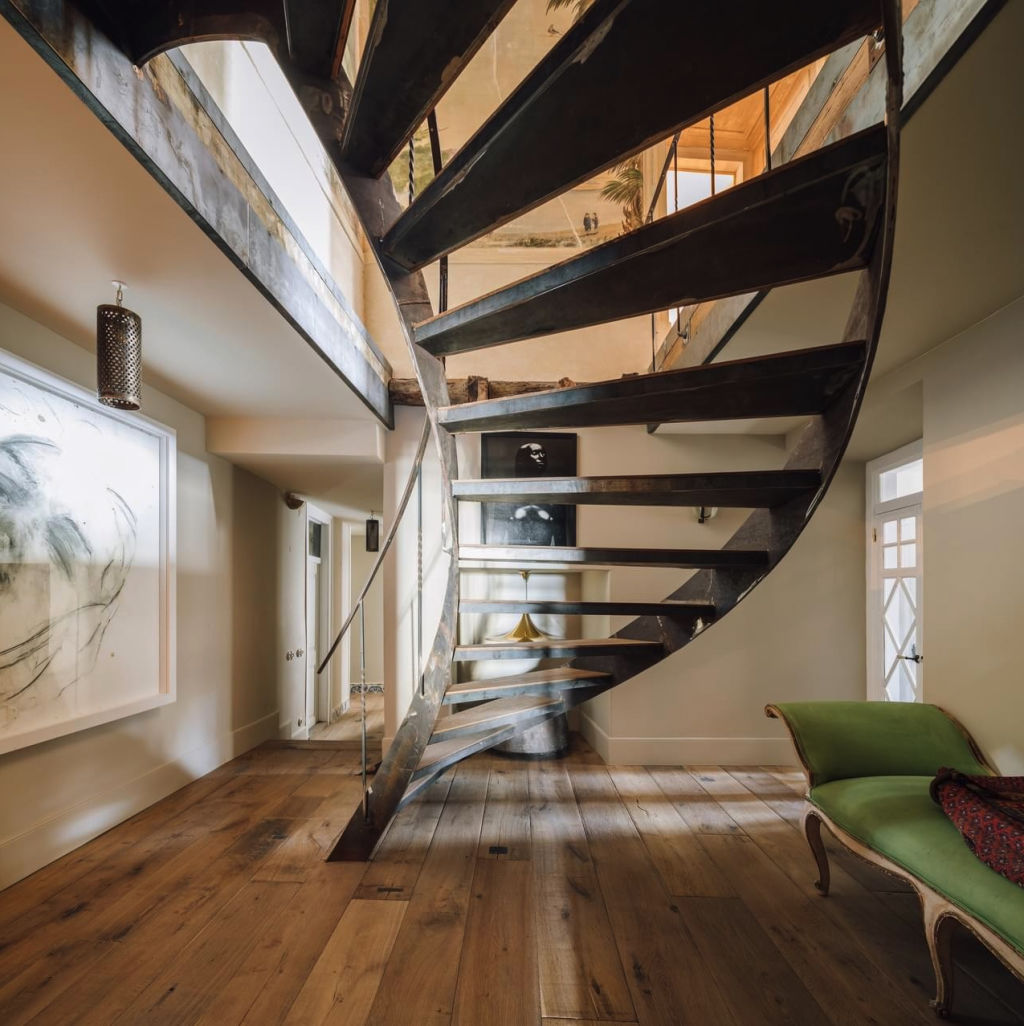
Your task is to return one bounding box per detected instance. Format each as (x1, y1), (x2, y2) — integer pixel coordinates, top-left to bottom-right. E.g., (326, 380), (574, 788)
(390, 375), (588, 407)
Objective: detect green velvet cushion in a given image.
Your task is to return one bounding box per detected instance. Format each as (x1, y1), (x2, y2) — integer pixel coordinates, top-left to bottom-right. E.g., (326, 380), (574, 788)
(811, 776), (1024, 955)
(772, 701), (990, 786)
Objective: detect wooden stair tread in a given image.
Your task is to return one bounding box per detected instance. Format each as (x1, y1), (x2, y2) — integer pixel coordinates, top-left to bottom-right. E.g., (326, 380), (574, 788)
(341, 0), (516, 177)
(460, 600), (715, 617)
(454, 638), (662, 661)
(459, 545), (770, 569)
(431, 695), (565, 740)
(438, 341), (866, 432)
(413, 726), (517, 779)
(381, 0), (881, 270)
(413, 126), (887, 357)
(453, 469), (821, 508)
(443, 668), (609, 704)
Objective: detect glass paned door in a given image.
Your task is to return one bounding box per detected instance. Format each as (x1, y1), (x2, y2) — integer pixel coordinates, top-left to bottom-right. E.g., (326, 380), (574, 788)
(874, 506), (922, 701)
(867, 442), (923, 703)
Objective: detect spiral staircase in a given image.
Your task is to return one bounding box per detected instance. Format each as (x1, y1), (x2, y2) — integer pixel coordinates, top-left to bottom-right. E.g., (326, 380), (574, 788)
(99, 0), (904, 860)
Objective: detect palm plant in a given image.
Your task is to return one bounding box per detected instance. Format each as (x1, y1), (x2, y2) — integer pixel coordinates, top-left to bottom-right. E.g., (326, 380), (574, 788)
(547, 0), (643, 232)
(600, 156), (644, 233)
(545, 0), (595, 20)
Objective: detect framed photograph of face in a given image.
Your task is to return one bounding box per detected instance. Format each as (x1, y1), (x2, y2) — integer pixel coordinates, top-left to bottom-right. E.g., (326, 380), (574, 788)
(480, 431), (577, 546)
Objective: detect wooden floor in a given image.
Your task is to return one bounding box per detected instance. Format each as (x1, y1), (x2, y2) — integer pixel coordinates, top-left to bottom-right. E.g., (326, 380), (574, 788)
(1, 738), (1022, 1026)
(310, 692), (386, 743)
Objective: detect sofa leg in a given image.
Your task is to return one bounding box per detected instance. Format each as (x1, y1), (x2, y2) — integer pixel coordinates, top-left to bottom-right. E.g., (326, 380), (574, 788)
(923, 895), (957, 1018)
(803, 808), (831, 896)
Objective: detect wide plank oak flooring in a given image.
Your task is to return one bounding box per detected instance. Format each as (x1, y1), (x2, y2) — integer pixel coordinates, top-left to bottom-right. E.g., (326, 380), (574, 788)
(0, 737), (1022, 1025)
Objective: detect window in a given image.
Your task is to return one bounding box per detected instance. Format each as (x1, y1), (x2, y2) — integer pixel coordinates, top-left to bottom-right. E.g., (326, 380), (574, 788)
(308, 520), (323, 559)
(878, 458), (923, 503)
(664, 170), (736, 330)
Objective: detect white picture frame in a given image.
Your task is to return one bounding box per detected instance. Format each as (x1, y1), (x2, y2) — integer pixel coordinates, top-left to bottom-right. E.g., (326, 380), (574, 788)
(0, 347), (176, 754)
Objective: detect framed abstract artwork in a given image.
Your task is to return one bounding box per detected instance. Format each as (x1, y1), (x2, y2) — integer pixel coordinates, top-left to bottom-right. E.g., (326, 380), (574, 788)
(480, 431), (577, 546)
(0, 348), (176, 754)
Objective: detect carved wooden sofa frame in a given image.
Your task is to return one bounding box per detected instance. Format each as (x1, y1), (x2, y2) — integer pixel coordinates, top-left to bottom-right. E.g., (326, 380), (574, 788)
(767, 701), (1024, 1018)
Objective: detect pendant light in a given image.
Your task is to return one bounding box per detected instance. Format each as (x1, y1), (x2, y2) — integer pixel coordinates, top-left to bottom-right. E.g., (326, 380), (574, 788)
(365, 512), (380, 552)
(96, 280), (142, 411)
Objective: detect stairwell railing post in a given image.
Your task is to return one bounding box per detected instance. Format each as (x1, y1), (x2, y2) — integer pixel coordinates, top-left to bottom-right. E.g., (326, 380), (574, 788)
(417, 460), (424, 696)
(360, 600), (369, 821)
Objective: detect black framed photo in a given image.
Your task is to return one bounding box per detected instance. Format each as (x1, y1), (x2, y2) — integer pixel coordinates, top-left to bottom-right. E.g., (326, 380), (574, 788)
(480, 431), (577, 546)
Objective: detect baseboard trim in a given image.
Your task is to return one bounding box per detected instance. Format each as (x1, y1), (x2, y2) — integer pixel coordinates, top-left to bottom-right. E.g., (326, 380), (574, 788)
(579, 714), (797, 766)
(0, 710), (279, 890)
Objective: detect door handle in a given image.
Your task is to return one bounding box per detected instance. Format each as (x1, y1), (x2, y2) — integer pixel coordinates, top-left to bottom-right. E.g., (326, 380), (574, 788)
(898, 644), (923, 664)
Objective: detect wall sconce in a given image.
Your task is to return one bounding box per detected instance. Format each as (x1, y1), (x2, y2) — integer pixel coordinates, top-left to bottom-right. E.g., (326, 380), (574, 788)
(96, 280), (142, 411)
(365, 512), (380, 552)
(694, 506), (719, 524)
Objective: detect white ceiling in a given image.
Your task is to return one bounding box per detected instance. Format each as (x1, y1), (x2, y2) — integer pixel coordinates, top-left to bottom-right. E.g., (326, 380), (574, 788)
(229, 455), (384, 517)
(0, 18), (377, 425)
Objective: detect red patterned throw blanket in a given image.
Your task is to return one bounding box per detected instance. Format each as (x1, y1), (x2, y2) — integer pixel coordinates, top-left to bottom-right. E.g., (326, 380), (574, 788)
(931, 769), (1024, 888)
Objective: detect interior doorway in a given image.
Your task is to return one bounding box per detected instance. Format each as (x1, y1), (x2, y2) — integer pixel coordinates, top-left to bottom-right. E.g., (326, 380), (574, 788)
(866, 441), (923, 702)
(309, 522), (385, 748)
(306, 505), (332, 730)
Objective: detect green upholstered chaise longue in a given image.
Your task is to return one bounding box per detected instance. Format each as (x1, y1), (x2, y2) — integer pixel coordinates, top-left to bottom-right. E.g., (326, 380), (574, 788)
(766, 701), (1024, 1018)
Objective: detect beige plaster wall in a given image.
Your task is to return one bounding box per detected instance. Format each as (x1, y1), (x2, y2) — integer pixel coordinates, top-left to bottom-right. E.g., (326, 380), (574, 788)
(922, 296), (1024, 774)
(0, 302), (282, 888)
(585, 460), (865, 764)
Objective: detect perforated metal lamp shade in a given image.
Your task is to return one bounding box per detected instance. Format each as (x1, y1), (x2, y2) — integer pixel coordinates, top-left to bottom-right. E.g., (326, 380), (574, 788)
(96, 303), (142, 410)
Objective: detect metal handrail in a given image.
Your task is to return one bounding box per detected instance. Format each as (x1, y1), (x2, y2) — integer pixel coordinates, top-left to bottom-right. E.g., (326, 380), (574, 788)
(645, 129), (682, 225)
(316, 415), (432, 674)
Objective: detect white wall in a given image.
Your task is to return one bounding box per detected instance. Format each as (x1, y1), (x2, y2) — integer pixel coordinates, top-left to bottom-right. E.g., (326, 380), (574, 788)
(0, 302), (282, 888)
(181, 41), (366, 322)
(923, 296), (1024, 774)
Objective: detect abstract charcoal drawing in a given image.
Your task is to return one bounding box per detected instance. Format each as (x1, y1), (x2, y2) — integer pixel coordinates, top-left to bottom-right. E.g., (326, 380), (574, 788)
(0, 352), (172, 751)
(0, 435), (136, 710)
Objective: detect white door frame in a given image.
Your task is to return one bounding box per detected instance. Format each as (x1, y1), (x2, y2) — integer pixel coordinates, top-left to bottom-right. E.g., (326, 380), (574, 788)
(306, 503), (332, 727)
(866, 440), (923, 702)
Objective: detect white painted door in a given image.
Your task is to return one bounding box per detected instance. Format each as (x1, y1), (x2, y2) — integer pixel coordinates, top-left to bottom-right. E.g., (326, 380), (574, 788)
(873, 505), (923, 701)
(867, 442), (924, 702)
